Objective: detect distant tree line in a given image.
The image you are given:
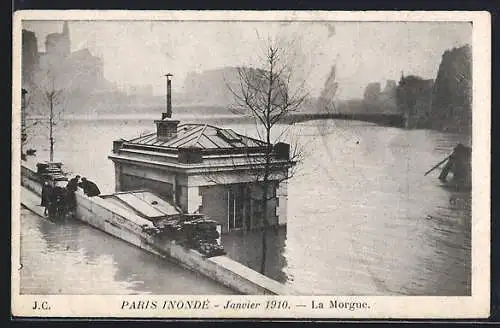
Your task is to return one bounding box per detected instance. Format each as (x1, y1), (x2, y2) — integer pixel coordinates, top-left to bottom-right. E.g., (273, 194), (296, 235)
(396, 44), (472, 133)
(429, 44), (472, 133)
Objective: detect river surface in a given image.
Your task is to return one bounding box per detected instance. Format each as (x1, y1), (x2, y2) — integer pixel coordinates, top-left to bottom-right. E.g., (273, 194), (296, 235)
(20, 208), (235, 294)
(20, 115), (472, 295)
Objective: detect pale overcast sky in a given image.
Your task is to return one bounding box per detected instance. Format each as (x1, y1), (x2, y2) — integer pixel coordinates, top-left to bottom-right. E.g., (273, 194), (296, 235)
(22, 20), (471, 99)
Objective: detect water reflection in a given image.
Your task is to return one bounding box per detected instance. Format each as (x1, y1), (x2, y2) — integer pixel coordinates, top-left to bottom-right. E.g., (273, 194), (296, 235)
(222, 226), (288, 283)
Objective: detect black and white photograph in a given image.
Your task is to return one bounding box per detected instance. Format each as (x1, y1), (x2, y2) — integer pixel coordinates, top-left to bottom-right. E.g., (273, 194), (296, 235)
(12, 11), (490, 318)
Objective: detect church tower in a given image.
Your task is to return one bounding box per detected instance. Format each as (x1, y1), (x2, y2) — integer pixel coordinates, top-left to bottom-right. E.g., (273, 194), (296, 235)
(62, 21), (69, 37)
(61, 21), (71, 57)
(45, 20), (71, 59)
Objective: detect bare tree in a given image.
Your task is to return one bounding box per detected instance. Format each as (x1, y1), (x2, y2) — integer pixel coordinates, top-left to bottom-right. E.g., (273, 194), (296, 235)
(20, 89), (42, 160)
(30, 66), (68, 162)
(45, 74), (63, 162)
(227, 36), (308, 275)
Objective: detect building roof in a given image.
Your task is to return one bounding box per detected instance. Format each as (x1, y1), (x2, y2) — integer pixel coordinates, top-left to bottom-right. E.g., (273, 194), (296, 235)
(101, 190), (182, 219)
(127, 123), (267, 150)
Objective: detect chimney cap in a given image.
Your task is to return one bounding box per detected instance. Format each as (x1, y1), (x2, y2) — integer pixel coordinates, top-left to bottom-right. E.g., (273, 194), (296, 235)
(164, 73), (173, 77)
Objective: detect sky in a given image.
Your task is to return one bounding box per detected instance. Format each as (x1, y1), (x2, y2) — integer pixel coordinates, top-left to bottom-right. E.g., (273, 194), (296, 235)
(22, 20), (471, 99)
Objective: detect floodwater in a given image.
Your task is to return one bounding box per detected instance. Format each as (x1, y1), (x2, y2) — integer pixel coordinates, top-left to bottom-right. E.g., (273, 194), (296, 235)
(19, 208), (235, 294)
(20, 115), (471, 295)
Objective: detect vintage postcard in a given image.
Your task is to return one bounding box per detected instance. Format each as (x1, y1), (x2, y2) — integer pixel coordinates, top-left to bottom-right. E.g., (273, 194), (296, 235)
(11, 10), (491, 319)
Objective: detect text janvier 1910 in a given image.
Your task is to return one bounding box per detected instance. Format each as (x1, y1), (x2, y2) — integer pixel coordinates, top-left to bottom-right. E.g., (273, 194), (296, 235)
(120, 299), (370, 311)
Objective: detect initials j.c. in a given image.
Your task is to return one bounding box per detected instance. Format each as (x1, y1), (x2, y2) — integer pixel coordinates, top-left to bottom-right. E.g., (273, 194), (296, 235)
(33, 301), (50, 310)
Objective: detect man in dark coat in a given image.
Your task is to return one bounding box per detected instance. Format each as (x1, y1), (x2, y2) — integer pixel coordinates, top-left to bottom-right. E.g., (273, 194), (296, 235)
(66, 175), (80, 192)
(48, 182), (66, 218)
(78, 177), (101, 197)
(40, 181), (53, 216)
(65, 175), (80, 212)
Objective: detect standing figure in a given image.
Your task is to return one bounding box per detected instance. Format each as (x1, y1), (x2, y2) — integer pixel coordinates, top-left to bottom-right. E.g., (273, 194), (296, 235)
(40, 181), (53, 216)
(65, 175), (80, 213)
(48, 181), (67, 219)
(78, 177), (101, 197)
(66, 175), (80, 192)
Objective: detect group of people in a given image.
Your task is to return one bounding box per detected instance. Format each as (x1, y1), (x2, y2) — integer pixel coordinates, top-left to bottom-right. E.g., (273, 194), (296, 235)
(40, 175), (101, 218)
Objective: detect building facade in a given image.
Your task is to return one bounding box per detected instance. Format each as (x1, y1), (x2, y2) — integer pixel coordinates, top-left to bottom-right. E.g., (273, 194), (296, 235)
(109, 118), (294, 233)
(23, 21), (105, 95)
(21, 30), (39, 89)
(396, 74), (434, 129)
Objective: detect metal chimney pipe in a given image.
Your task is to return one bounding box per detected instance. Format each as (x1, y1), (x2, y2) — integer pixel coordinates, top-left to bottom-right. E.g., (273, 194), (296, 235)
(164, 73), (173, 119)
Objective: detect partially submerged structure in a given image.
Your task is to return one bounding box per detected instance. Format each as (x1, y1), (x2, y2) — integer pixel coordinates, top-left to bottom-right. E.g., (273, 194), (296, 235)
(109, 75), (295, 233)
(438, 143), (472, 190)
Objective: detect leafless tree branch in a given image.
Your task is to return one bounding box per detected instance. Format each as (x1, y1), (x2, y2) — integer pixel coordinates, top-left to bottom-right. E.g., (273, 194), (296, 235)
(222, 35), (309, 274)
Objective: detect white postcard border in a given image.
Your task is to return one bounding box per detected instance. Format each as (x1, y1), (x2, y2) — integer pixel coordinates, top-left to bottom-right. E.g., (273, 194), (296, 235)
(11, 10), (491, 319)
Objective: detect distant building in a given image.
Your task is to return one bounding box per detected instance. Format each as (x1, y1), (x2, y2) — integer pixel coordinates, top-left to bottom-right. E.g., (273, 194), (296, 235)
(45, 21), (71, 60)
(183, 68), (236, 106)
(21, 29), (39, 88)
(396, 74), (434, 128)
(378, 80), (398, 113)
(362, 81), (399, 114)
(23, 21), (122, 114)
(384, 80), (397, 93)
(182, 67), (286, 107)
(67, 48), (104, 85)
(109, 78), (294, 233)
(23, 21), (105, 94)
(363, 82), (381, 105)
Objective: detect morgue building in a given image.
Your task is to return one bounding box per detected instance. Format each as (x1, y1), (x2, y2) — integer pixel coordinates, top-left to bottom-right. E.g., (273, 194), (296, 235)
(108, 76), (295, 233)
